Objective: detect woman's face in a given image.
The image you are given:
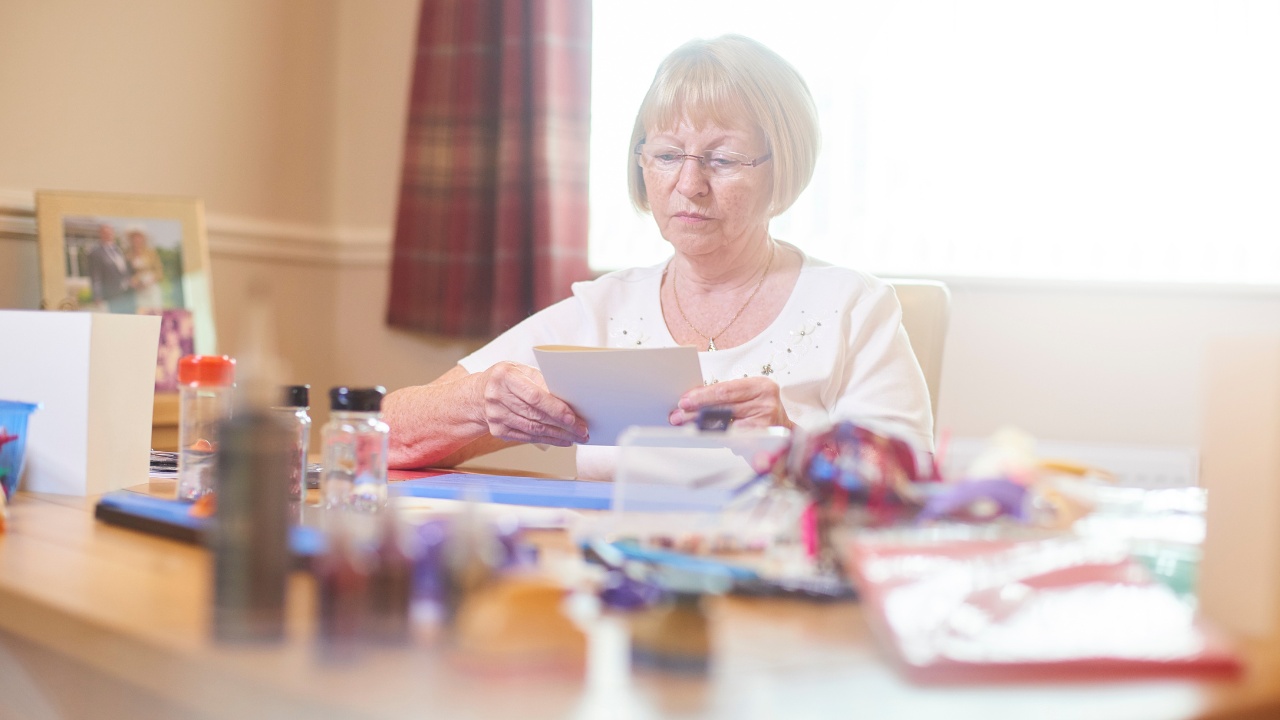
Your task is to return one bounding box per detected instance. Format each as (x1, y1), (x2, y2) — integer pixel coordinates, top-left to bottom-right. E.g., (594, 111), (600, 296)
(642, 118), (773, 261)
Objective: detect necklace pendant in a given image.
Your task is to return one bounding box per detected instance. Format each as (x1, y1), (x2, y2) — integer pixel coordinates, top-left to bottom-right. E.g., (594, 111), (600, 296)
(707, 337), (717, 351)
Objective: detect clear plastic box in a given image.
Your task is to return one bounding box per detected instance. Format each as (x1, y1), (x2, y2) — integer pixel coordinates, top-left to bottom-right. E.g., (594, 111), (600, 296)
(575, 425), (805, 553)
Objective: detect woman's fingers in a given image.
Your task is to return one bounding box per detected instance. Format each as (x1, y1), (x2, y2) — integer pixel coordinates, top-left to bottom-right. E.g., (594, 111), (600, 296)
(504, 365), (578, 425)
(669, 377), (791, 429)
(481, 362), (589, 445)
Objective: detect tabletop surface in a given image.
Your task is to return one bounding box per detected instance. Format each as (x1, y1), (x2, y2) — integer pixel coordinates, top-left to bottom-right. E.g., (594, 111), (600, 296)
(1, 488), (1279, 720)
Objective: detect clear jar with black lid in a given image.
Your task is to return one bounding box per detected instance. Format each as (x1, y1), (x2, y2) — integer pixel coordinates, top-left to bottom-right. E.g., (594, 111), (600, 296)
(320, 386), (389, 512)
(271, 384), (312, 504)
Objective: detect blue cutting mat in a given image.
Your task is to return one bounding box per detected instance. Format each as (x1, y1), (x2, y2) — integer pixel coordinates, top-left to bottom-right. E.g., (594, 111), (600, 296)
(391, 473), (614, 509)
(391, 472), (733, 512)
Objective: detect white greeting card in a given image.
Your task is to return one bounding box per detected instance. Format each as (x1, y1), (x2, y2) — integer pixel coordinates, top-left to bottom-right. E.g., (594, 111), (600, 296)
(0, 310), (160, 495)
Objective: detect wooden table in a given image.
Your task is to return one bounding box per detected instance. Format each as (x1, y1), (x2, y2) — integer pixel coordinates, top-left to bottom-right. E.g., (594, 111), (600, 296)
(1, 490), (1279, 720)
(151, 392), (180, 452)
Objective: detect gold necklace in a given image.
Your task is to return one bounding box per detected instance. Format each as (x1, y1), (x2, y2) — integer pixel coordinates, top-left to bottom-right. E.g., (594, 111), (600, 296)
(671, 242), (775, 351)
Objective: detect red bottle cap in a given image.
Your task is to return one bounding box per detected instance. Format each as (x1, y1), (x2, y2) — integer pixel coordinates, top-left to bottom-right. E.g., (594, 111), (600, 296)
(177, 355), (236, 387)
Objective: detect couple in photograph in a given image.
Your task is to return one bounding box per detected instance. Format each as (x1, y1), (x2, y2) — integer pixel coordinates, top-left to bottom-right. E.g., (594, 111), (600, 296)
(86, 222), (165, 313)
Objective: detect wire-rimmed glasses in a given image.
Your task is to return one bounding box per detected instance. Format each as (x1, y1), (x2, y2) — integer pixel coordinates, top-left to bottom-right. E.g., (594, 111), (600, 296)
(634, 143), (772, 179)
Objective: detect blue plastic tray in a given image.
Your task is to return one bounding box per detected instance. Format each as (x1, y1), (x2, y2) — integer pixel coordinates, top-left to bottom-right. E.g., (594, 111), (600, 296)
(94, 491), (325, 557)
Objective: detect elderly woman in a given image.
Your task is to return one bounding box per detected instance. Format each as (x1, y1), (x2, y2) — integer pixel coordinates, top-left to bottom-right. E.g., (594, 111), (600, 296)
(386, 35), (933, 478)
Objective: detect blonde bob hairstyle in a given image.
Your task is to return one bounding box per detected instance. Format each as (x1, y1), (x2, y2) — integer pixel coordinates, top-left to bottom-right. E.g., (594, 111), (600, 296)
(628, 35), (820, 218)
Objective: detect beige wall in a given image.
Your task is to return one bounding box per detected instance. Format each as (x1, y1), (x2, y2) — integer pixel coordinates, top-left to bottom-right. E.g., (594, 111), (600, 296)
(2, 0), (1278, 481)
(937, 282), (1280, 448)
(0, 0), (338, 223)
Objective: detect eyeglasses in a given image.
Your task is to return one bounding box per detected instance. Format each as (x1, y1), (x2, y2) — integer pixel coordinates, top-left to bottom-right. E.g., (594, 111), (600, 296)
(634, 143), (772, 179)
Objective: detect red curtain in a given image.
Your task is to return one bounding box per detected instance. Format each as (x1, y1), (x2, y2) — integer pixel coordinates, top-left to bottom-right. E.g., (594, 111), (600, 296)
(387, 0), (592, 337)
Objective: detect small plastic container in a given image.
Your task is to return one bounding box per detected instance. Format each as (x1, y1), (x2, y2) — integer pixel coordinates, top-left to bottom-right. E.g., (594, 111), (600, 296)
(0, 400), (39, 499)
(272, 384), (312, 503)
(320, 386), (389, 512)
(176, 355), (236, 502)
(570, 424), (804, 559)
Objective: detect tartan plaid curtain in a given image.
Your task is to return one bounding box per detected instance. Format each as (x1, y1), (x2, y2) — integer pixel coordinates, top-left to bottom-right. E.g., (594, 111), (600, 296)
(387, 0), (592, 337)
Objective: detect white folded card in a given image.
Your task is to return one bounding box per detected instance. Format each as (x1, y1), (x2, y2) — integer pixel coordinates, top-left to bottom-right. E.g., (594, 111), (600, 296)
(0, 310), (160, 495)
(533, 345), (704, 446)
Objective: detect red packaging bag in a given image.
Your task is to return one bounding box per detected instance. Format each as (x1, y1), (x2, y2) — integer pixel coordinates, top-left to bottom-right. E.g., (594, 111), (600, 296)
(845, 536), (1243, 683)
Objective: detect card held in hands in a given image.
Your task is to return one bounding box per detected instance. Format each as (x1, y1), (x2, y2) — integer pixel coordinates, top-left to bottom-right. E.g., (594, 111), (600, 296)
(532, 345), (704, 446)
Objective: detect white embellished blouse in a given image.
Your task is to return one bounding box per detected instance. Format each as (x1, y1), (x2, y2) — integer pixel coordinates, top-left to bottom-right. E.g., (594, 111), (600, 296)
(458, 243), (935, 479)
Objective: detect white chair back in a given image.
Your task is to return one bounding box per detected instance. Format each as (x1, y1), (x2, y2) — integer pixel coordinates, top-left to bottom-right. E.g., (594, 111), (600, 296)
(885, 279), (951, 418)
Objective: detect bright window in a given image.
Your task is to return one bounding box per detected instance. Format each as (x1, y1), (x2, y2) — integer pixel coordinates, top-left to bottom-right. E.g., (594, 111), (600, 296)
(589, 1), (1280, 283)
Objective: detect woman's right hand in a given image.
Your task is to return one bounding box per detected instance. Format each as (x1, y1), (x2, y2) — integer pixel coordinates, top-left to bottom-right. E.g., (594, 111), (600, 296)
(475, 361), (589, 446)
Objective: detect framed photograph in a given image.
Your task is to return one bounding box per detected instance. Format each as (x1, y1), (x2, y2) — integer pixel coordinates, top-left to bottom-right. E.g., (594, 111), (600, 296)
(35, 190), (217, 391)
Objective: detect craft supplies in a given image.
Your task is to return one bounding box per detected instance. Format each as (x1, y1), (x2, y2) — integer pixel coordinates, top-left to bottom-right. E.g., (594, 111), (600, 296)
(439, 507), (505, 626)
(843, 534), (1242, 682)
(412, 514), (533, 618)
(365, 511), (414, 645)
(315, 520), (368, 662)
(272, 384), (311, 505)
(208, 308), (297, 643)
(0, 400), (37, 501)
(795, 421), (928, 572)
(795, 422), (1157, 541)
(312, 509), (424, 657)
(94, 490), (326, 557)
(209, 396), (293, 642)
(579, 424), (802, 565)
(629, 591), (712, 674)
(584, 539), (854, 607)
(918, 478), (1030, 523)
(598, 565), (665, 611)
(321, 387), (389, 512)
(176, 355), (235, 501)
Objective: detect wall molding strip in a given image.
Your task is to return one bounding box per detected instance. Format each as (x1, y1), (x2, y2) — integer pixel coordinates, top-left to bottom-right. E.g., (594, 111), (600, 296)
(0, 188), (391, 266)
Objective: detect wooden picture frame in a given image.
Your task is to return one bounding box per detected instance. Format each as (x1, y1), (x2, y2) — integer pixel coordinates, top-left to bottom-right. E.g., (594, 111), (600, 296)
(35, 190), (217, 394)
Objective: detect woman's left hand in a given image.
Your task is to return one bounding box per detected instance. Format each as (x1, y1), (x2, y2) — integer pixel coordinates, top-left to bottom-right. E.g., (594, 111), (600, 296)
(668, 377), (793, 430)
